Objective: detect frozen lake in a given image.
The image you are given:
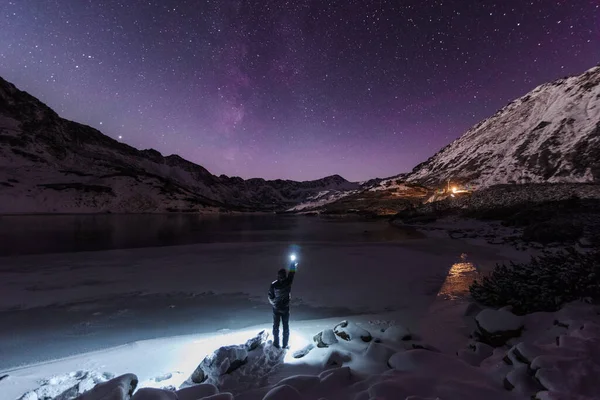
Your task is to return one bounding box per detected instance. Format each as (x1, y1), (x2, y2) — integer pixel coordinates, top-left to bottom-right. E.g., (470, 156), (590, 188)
(0, 214), (421, 256)
(0, 215), (525, 371)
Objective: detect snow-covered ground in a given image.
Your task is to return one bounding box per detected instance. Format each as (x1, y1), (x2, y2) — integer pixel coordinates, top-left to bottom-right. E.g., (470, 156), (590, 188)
(0, 217), (535, 399)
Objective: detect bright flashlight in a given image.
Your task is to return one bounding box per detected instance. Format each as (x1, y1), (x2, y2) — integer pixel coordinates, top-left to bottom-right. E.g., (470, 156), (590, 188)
(290, 254), (297, 262)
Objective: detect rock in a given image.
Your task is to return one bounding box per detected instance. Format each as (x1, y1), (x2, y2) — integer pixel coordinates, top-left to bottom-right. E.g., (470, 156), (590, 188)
(381, 325), (411, 342)
(131, 388), (177, 400)
(78, 374), (138, 400)
(313, 329), (338, 348)
(262, 384), (302, 400)
(245, 330), (268, 351)
(449, 230), (467, 239)
(475, 309), (524, 347)
(333, 320), (372, 342)
(292, 343), (314, 359)
(176, 384), (219, 400)
(190, 345), (248, 383)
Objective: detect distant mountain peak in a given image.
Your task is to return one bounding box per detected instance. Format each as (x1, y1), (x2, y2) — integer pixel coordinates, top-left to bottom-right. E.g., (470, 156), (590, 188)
(406, 65), (600, 188)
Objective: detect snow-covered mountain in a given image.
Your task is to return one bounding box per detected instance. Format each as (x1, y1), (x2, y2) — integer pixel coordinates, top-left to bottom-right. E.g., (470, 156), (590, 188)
(406, 65), (600, 188)
(0, 76), (359, 213)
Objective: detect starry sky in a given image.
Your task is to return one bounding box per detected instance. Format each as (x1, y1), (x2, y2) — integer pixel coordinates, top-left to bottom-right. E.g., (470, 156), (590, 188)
(1, 1), (598, 181)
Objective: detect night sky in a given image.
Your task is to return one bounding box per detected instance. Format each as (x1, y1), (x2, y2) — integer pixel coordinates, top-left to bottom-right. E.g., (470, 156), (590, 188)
(1, 1), (598, 181)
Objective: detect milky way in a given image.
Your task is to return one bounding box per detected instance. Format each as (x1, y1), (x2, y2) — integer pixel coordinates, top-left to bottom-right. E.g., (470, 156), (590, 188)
(1, 1), (598, 180)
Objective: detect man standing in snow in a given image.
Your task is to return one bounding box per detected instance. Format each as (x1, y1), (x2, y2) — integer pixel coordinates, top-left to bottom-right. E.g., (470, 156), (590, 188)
(268, 257), (298, 349)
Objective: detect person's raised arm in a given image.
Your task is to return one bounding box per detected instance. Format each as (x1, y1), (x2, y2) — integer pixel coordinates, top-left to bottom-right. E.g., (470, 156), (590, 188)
(287, 261), (297, 285)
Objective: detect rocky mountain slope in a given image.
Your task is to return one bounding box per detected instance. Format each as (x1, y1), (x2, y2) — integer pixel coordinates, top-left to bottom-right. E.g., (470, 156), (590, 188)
(0, 77), (359, 213)
(406, 65), (600, 188)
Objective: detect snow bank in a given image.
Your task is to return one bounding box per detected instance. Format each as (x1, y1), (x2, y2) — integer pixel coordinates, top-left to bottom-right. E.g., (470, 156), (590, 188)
(8, 302), (600, 400)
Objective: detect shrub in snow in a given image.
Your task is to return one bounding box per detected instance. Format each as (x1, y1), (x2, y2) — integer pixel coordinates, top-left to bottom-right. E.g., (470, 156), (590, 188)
(381, 325), (411, 342)
(130, 388), (177, 400)
(175, 384), (218, 400)
(470, 248), (600, 314)
(262, 384), (302, 400)
(313, 329), (338, 348)
(333, 320), (372, 342)
(474, 309), (524, 347)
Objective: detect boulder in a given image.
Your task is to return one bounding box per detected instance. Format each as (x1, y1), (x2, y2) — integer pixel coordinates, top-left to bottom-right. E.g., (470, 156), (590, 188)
(333, 321), (372, 342)
(475, 309), (524, 347)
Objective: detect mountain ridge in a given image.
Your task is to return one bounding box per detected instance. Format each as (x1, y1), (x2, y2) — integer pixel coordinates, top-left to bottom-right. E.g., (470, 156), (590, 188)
(0, 76), (359, 213)
(405, 64), (600, 187)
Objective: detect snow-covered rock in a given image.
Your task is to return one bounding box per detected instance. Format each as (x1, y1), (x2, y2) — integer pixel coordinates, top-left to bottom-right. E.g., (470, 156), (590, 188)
(261, 384), (302, 400)
(381, 325), (412, 342)
(273, 375), (320, 393)
(407, 65), (600, 187)
(333, 320), (372, 342)
(130, 388), (177, 400)
(364, 342), (396, 364)
(313, 329), (338, 348)
(16, 371), (118, 400)
(77, 374), (138, 400)
(475, 309), (525, 346)
(175, 384), (219, 400)
(196, 394), (233, 400)
(189, 345), (249, 384)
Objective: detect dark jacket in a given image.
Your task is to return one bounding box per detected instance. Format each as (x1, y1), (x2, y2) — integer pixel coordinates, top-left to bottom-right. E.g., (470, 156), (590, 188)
(268, 268), (296, 311)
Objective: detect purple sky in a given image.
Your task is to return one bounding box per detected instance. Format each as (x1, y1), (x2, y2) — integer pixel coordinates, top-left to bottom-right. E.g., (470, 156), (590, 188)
(1, 0), (598, 181)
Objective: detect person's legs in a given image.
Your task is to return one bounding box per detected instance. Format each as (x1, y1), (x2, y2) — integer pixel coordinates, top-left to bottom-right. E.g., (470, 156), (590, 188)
(272, 309), (281, 347)
(282, 310), (290, 348)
